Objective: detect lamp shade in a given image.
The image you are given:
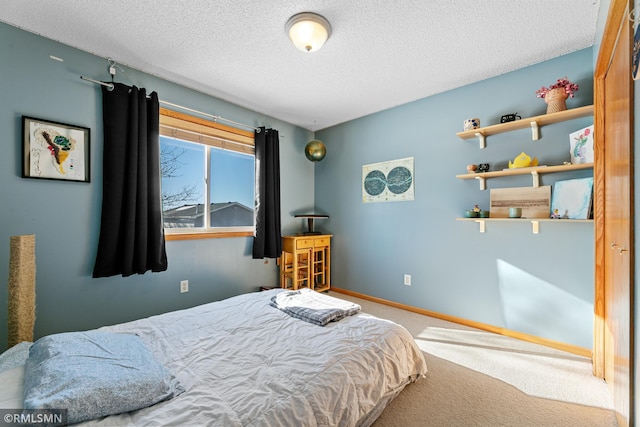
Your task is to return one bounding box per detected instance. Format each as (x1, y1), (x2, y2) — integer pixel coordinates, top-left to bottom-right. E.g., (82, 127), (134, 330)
(305, 140), (326, 162)
(286, 12), (331, 52)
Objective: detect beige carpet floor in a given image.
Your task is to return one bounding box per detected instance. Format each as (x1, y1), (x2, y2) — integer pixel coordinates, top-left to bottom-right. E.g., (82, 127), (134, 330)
(330, 292), (618, 427)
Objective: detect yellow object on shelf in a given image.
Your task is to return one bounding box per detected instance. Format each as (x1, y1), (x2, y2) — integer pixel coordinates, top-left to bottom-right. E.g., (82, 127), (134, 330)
(508, 152), (538, 169)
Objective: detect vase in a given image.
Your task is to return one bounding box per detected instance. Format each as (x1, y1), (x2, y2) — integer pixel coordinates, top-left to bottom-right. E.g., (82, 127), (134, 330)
(544, 87), (569, 114)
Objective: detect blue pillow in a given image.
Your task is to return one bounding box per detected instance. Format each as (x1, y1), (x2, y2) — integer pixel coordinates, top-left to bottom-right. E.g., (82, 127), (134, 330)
(0, 341), (31, 374)
(23, 331), (184, 425)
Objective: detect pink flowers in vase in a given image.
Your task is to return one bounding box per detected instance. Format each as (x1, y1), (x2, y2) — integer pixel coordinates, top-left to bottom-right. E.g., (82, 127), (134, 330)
(535, 77), (579, 98)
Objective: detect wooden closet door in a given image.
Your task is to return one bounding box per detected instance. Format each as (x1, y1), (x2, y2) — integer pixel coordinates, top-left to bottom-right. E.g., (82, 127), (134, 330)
(595, 0), (634, 425)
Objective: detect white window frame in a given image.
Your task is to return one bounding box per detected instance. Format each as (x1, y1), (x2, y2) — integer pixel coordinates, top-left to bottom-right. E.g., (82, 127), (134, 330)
(159, 108), (255, 240)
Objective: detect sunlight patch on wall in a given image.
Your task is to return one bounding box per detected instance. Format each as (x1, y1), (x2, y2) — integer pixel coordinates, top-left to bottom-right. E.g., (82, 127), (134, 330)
(496, 259), (593, 347)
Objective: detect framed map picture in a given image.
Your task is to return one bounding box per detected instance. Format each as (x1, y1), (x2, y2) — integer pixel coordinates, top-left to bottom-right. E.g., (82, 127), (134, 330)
(362, 157), (414, 203)
(22, 116), (90, 182)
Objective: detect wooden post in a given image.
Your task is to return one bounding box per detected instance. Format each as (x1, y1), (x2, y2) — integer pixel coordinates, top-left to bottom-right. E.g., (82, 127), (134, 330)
(8, 234), (36, 348)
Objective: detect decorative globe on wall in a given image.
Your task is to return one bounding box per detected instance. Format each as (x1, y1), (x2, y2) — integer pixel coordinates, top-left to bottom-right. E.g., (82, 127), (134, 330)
(304, 139), (326, 162)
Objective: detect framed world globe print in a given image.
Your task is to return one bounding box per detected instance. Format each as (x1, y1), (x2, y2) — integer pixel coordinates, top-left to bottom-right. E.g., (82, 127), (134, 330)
(362, 157), (414, 203)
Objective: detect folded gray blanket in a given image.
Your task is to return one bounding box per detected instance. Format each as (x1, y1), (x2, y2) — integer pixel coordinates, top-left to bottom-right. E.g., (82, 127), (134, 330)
(270, 289), (361, 326)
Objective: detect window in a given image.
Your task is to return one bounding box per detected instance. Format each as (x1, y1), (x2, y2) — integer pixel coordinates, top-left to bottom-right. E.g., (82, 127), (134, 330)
(159, 109), (255, 240)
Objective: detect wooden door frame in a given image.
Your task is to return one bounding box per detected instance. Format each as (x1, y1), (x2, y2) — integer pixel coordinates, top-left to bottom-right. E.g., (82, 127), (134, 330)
(594, 0), (636, 422)
(593, 0), (629, 380)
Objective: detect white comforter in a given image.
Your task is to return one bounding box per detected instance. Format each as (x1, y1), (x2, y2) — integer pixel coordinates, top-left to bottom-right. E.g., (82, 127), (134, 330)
(0, 290), (427, 426)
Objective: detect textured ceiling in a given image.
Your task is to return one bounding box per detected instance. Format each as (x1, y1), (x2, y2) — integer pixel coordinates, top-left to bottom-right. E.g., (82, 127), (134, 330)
(1, 1), (601, 131)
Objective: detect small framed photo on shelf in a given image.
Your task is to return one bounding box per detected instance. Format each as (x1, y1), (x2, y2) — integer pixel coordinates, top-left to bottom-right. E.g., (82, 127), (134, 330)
(569, 125), (594, 164)
(550, 177), (594, 219)
(22, 116), (90, 182)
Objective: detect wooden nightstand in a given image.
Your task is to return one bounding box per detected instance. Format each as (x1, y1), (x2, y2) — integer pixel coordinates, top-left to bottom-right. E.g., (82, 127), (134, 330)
(279, 234), (332, 292)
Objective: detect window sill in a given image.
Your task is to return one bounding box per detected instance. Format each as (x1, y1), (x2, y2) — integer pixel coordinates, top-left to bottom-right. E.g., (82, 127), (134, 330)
(165, 231), (253, 240)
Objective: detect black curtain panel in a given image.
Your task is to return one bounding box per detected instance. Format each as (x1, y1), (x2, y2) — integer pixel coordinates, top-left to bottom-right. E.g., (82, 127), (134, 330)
(93, 83), (168, 277)
(252, 127), (282, 259)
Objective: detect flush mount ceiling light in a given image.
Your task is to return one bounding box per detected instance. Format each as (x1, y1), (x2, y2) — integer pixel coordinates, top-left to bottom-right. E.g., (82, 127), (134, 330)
(286, 12), (331, 53)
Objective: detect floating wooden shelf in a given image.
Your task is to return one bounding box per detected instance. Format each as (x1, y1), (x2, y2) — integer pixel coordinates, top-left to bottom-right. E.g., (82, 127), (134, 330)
(456, 163), (593, 190)
(456, 217), (594, 234)
(454, 104), (594, 234)
(455, 105), (594, 148)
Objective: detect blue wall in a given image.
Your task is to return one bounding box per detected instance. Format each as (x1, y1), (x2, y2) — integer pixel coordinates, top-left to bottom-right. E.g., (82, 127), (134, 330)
(0, 22), (609, 353)
(315, 49), (595, 349)
(0, 23), (315, 350)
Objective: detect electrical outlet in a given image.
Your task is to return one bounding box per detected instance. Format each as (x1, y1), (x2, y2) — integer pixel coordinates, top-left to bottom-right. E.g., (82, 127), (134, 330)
(180, 280), (189, 293)
(404, 274), (411, 286)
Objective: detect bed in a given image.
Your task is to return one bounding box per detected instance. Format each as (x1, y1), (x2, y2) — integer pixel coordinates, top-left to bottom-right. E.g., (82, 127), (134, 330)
(0, 289), (427, 426)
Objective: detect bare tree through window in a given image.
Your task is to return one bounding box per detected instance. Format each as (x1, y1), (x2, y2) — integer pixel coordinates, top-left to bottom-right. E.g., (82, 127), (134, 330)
(160, 144), (200, 210)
